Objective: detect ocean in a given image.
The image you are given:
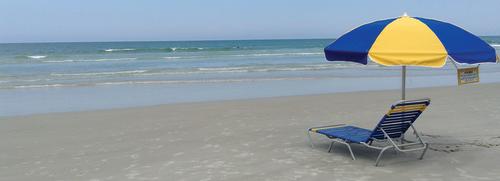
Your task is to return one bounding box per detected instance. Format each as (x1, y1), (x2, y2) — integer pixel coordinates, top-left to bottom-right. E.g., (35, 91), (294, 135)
(1, 38), (499, 116)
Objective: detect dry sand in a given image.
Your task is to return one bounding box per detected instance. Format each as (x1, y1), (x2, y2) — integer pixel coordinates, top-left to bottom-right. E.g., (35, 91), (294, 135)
(1, 83), (500, 181)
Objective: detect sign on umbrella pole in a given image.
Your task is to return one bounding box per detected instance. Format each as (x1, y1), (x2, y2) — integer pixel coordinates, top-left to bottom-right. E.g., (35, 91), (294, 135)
(457, 66), (480, 85)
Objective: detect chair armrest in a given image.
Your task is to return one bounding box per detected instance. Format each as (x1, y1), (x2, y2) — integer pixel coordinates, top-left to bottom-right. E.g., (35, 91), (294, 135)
(308, 124), (347, 132)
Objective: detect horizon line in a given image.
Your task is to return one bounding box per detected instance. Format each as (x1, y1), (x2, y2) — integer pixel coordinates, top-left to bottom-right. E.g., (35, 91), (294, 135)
(2, 35), (500, 44)
(0, 37), (336, 44)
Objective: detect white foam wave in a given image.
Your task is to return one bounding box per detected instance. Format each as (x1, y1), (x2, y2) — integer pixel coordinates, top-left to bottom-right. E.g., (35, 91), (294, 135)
(162, 52), (321, 59)
(197, 64), (352, 73)
(13, 84), (70, 89)
(140, 64), (364, 76)
(163, 56), (205, 59)
(170, 47), (205, 51)
(96, 77), (317, 86)
(140, 70), (248, 76)
(163, 56), (182, 59)
(198, 67), (250, 71)
(490, 44), (500, 47)
(7, 77), (320, 89)
(27, 55), (47, 59)
(51, 70), (147, 76)
(43, 58), (137, 63)
(233, 52), (322, 57)
(292, 52), (323, 55)
(104, 48), (136, 52)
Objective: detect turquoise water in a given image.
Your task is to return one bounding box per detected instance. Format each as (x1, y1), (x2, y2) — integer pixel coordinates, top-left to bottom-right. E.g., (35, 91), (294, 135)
(0, 38), (499, 116)
(0, 39), (333, 88)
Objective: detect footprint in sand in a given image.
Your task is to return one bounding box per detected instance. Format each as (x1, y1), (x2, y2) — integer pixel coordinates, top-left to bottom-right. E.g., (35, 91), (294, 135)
(423, 134), (500, 153)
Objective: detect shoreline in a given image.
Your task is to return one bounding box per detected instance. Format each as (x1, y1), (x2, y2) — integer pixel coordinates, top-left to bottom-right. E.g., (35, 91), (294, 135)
(2, 81), (500, 119)
(3, 71), (500, 118)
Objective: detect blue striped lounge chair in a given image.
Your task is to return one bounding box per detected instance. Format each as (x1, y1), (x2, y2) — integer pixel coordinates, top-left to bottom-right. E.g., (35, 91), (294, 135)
(307, 98), (430, 166)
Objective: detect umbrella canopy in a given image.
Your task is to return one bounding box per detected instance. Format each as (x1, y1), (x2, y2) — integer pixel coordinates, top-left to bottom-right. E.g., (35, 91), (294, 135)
(324, 14), (499, 100)
(325, 15), (499, 67)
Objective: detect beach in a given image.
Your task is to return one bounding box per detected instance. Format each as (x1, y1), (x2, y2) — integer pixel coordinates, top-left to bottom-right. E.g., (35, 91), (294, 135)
(1, 83), (500, 181)
(2, 1), (500, 180)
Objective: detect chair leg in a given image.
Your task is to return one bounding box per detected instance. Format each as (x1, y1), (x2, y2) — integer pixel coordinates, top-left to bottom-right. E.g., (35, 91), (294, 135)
(393, 147), (399, 155)
(331, 140), (356, 160)
(375, 146), (392, 166)
(328, 141), (335, 152)
(400, 136), (405, 149)
(419, 143), (429, 160)
(307, 131), (315, 148)
(346, 143), (356, 160)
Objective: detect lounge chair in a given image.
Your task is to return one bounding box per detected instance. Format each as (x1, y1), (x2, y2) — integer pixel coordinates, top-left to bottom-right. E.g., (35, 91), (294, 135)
(307, 98), (430, 166)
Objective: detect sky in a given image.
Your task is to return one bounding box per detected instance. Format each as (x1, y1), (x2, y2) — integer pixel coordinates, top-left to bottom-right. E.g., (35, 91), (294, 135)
(1, 0), (499, 43)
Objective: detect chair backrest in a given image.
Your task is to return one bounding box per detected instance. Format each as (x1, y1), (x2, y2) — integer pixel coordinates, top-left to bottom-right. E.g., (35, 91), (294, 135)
(369, 98), (430, 140)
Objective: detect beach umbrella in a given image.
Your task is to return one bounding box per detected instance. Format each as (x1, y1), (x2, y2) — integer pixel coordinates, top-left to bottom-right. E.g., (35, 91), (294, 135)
(325, 14), (499, 100)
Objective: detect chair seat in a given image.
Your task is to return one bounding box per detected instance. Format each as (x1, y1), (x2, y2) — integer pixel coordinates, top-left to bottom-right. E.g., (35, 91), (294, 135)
(316, 126), (372, 143)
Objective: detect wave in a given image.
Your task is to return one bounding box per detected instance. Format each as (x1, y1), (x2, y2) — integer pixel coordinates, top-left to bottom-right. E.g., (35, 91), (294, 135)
(43, 58), (137, 63)
(104, 48), (136, 52)
(42, 64), (348, 78)
(96, 77), (317, 86)
(232, 52), (322, 57)
(27, 55), (47, 59)
(163, 56), (183, 59)
(6, 77), (319, 89)
(491, 44), (500, 47)
(101, 47), (207, 53)
(100, 46), (252, 53)
(198, 67), (251, 71)
(159, 52), (322, 60)
(37, 51), (320, 64)
(137, 64), (374, 76)
(11, 84), (70, 89)
(140, 66), (302, 76)
(50, 70), (147, 77)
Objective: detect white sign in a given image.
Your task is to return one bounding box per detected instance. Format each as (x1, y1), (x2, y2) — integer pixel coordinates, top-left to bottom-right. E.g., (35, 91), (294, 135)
(457, 66), (479, 85)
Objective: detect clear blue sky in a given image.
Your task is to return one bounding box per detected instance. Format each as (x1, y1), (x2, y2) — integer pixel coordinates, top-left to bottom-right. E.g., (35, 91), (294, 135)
(1, 0), (499, 43)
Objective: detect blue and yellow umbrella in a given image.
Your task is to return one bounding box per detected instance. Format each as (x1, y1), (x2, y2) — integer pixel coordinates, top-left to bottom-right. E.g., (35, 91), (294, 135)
(325, 14), (499, 99)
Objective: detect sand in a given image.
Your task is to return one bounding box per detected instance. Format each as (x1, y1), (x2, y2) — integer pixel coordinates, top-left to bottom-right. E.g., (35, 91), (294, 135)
(1, 83), (500, 181)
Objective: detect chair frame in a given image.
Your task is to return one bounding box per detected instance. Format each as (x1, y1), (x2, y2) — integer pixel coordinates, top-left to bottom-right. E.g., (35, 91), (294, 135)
(307, 99), (430, 166)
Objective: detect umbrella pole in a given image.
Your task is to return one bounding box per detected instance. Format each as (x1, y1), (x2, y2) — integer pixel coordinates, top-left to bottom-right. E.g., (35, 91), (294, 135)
(402, 66), (406, 100)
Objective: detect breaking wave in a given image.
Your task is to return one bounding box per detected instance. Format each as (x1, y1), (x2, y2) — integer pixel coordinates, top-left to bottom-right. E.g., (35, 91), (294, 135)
(6, 77), (319, 89)
(104, 48), (136, 52)
(50, 70), (147, 77)
(43, 58), (137, 63)
(100, 46), (251, 53)
(27, 55), (47, 59)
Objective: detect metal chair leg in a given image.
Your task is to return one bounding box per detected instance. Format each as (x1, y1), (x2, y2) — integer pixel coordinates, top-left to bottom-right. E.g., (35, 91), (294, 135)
(330, 140), (356, 160)
(346, 143), (356, 160)
(419, 143), (429, 160)
(327, 141), (335, 152)
(307, 131), (315, 148)
(400, 136), (406, 149)
(375, 146), (392, 166)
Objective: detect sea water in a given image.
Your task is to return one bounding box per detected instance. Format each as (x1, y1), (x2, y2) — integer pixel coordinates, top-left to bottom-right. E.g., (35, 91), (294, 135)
(1, 38), (499, 116)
